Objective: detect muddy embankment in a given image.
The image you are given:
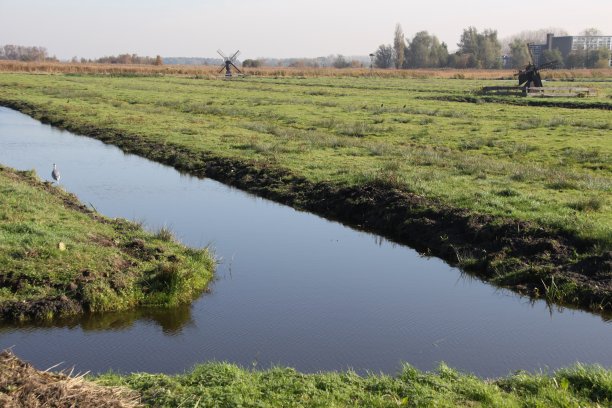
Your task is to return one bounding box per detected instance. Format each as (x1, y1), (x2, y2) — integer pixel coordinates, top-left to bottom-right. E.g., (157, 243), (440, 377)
(2, 100), (610, 315)
(420, 94), (612, 110)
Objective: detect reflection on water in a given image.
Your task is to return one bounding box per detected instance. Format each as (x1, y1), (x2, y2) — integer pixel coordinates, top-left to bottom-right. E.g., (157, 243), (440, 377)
(0, 306), (195, 335)
(0, 106), (611, 377)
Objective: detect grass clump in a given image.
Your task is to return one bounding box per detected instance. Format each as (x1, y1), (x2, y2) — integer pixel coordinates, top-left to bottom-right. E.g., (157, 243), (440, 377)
(155, 225), (176, 242)
(337, 121), (376, 137)
(568, 197), (604, 212)
(0, 165), (215, 321)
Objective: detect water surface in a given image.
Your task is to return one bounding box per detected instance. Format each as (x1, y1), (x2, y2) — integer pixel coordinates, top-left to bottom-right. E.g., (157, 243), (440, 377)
(0, 106), (610, 377)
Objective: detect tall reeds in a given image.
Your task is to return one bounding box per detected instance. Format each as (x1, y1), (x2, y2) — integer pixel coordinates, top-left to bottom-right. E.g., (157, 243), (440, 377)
(1, 60), (611, 79)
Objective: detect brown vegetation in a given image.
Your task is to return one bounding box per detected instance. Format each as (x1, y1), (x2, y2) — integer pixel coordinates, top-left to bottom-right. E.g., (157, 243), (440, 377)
(1, 60), (611, 79)
(0, 350), (140, 407)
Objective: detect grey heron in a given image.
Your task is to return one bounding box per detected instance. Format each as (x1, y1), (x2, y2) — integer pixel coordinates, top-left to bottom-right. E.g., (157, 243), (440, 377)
(51, 163), (60, 183)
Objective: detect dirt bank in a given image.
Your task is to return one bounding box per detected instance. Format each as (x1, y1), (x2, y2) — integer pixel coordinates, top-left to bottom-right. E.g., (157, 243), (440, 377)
(421, 94), (612, 110)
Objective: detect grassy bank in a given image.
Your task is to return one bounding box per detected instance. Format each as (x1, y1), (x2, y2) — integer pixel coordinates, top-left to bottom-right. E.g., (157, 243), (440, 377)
(0, 73), (610, 313)
(2, 351), (610, 408)
(0, 165), (215, 321)
(98, 362), (612, 407)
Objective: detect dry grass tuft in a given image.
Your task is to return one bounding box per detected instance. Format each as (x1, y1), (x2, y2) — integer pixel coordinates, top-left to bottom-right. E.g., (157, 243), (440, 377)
(0, 350), (141, 408)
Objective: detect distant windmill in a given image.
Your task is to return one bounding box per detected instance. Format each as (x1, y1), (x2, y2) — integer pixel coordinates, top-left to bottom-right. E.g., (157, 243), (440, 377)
(217, 49), (242, 77)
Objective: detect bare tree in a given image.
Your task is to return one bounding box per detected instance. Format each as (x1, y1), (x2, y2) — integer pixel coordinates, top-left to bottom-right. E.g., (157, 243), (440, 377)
(333, 55), (351, 69)
(0, 44), (49, 61)
(501, 28), (568, 53)
(580, 28), (603, 36)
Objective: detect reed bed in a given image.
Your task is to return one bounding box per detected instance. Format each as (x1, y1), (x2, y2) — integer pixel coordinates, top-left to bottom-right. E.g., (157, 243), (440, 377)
(1, 60), (611, 79)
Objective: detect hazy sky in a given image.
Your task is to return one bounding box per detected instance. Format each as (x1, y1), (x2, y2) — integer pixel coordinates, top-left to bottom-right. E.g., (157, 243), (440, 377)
(0, 0), (610, 60)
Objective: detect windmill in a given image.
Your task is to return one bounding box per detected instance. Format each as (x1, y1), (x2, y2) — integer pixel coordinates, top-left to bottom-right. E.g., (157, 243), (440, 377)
(217, 49), (242, 77)
(516, 44), (557, 88)
(482, 43), (594, 97)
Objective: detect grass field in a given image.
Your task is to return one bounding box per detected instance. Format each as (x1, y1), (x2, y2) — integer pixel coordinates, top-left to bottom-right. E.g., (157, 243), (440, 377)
(0, 165), (215, 320)
(0, 72), (610, 312)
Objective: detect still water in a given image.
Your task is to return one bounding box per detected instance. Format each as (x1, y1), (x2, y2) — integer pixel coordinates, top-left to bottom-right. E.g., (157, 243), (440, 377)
(0, 106), (610, 377)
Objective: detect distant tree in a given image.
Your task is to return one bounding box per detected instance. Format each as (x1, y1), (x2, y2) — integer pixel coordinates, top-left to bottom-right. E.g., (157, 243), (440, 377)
(457, 27), (479, 58)
(429, 37), (449, 67)
(242, 59), (262, 68)
(95, 53), (157, 64)
(455, 27), (479, 67)
(403, 31), (448, 68)
(509, 38), (530, 68)
(565, 50), (586, 68)
(456, 27), (501, 68)
(374, 44), (394, 69)
(580, 28), (603, 36)
(0, 44), (49, 61)
(477, 29), (502, 68)
(393, 24), (405, 69)
(333, 54), (351, 69)
(447, 52), (473, 69)
(588, 48), (611, 68)
(118, 54), (132, 64)
(405, 31), (431, 68)
(501, 28), (568, 53)
(568, 45), (610, 68)
(288, 59), (305, 68)
(542, 49), (564, 68)
(154, 55), (163, 66)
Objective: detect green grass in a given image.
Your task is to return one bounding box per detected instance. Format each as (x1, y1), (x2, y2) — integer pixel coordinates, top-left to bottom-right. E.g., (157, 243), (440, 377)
(0, 73), (610, 313)
(95, 361), (612, 407)
(0, 165), (215, 320)
(0, 73), (609, 246)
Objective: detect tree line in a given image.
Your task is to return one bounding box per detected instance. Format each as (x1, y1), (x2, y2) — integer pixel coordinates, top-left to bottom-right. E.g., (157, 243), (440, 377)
(80, 54), (163, 65)
(0, 45), (56, 62)
(375, 25), (501, 69)
(375, 25), (611, 69)
(0, 46), (163, 66)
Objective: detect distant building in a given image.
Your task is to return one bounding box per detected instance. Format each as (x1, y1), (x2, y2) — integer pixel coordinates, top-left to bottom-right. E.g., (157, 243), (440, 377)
(530, 33), (612, 66)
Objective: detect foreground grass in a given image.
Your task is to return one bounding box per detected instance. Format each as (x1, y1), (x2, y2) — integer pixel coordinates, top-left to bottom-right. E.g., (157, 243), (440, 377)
(3, 350), (610, 407)
(0, 73), (610, 312)
(95, 361), (612, 407)
(0, 165), (214, 320)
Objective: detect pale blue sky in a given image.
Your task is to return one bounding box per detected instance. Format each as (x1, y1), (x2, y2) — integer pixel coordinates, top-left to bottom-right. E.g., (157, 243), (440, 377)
(0, 0), (610, 59)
